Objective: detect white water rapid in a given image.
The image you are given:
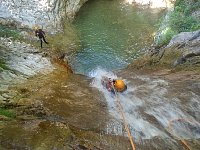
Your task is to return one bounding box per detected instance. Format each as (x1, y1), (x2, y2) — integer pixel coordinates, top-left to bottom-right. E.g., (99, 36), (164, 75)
(89, 68), (200, 141)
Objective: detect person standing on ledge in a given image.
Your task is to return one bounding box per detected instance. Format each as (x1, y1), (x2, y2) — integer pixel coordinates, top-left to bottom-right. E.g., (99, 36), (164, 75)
(35, 28), (49, 48)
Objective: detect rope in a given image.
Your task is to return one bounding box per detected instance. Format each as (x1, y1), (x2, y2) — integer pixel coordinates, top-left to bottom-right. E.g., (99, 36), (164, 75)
(111, 83), (196, 150)
(112, 84), (136, 150)
(167, 118), (195, 150)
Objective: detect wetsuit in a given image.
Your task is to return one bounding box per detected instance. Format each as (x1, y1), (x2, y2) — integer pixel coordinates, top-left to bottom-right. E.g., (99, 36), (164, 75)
(35, 29), (48, 48)
(106, 80), (113, 92)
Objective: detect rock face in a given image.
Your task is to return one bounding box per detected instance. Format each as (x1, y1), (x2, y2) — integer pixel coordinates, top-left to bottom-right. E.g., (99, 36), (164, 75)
(125, 0), (175, 8)
(0, 0), (88, 106)
(166, 30), (200, 66)
(0, 37), (54, 77)
(0, 0), (88, 31)
(0, 37), (54, 105)
(167, 30), (200, 49)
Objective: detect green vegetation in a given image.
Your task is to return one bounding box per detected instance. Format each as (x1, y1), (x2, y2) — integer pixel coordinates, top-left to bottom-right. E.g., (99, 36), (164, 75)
(170, 0), (199, 32)
(0, 25), (21, 71)
(156, 0), (200, 47)
(0, 108), (16, 118)
(0, 59), (9, 71)
(0, 25), (22, 40)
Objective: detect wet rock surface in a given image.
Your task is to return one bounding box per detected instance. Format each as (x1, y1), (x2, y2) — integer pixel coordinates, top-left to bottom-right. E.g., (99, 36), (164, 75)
(0, 0), (200, 149)
(0, 0), (88, 31)
(117, 67), (200, 149)
(0, 37), (54, 106)
(0, 119), (199, 150)
(14, 69), (110, 129)
(0, 68), (121, 150)
(0, 37), (54, 76)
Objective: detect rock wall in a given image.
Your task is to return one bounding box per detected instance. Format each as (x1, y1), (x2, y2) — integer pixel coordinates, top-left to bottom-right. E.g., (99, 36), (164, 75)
(0, 0), (89, 105)
(0, 37), (55, 105)
(0, 0), (88, 32)
(167, 30), (200, 66)
(149, 30), (200, 67)
(125, 0), (175, 8)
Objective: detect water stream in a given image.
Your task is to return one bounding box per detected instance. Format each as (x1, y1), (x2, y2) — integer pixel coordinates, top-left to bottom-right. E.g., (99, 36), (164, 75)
(90, 68), (200, 142)
(1, 0), (199, 149)
(70, 0), (200, 146)
(70, 0), (165, 75)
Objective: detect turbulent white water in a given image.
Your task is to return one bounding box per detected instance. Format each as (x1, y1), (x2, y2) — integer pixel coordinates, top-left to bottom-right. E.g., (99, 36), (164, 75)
(90, 68), (200, 140)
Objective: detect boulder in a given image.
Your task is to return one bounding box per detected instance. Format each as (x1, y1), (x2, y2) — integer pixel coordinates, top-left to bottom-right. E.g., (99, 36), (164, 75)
(166, 30), (200, 66)
(167, 30), (200, 48)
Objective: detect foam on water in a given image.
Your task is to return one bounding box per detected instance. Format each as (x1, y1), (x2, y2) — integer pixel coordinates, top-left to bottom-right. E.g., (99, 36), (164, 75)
(90, 68), (166, 139)
(90, 68), (200, 140)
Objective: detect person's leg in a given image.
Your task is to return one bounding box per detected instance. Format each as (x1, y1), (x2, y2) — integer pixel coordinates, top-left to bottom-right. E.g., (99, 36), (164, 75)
(40, 39), (43, 48)
(42, 36), (48, 44)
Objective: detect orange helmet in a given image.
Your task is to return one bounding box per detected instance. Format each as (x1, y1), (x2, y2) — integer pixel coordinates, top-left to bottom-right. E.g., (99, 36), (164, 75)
(114, 79), (125, 92)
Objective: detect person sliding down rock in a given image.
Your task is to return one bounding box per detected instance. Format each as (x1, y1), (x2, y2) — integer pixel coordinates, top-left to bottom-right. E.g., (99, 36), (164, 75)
(35, 28), (49, 48)
(102, 77), (127, 93)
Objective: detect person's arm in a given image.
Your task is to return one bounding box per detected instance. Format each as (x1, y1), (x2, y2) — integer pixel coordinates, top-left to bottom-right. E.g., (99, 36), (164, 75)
(35, 30), (38, 37)
(41, 30), (45, 36)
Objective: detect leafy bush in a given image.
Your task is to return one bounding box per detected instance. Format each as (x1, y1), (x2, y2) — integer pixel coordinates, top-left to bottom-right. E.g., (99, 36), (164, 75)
(171, 0), (200, 32)
(155, 0), (200, 47)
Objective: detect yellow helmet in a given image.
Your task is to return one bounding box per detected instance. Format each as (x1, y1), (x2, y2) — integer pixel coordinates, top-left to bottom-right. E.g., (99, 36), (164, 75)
(114, 79), (125, 92)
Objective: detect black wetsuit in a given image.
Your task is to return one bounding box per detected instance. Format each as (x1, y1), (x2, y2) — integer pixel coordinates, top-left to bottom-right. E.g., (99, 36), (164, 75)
(35, 29), (48, 48)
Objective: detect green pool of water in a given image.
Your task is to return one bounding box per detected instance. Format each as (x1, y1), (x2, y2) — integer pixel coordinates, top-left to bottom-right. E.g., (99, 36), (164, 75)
(71, 0), (166, 75)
